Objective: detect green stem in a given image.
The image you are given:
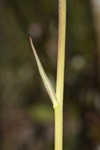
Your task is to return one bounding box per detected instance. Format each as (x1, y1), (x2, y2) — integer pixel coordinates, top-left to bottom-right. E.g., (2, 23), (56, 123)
(54, 0), (66, 150)
(55, 104), (63, 150)
(56, 0), (66, 99)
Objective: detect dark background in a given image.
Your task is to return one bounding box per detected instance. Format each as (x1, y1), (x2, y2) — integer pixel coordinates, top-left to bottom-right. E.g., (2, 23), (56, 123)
(0, 0), (100, 150)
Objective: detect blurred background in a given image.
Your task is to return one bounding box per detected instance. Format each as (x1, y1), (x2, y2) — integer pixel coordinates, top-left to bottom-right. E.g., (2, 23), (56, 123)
(0, 0), (100, 150)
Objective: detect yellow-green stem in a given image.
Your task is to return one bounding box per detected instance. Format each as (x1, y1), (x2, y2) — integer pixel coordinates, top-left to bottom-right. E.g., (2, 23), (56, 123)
(56, 0), (66, 99)
(55, 104), (63, 150)
(55, 0), (66, 150)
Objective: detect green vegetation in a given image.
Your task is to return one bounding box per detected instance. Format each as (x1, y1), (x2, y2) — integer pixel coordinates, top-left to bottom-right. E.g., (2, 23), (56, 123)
(0, 0), (99, 150)
(29, 0), (66, 149)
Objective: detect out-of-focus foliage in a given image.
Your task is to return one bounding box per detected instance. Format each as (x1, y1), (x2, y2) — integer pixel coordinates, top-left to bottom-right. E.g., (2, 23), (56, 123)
(0, 0), (100, 150)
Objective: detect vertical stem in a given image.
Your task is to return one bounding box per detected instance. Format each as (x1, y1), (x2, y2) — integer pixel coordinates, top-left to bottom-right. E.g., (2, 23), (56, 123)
(55, 104), (63, 150)
(56, 0), (66, 103)
(55, 0), (66, 150)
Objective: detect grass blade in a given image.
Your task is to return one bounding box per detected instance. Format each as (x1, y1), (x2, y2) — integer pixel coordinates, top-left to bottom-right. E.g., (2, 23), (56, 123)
(29, 36), (58, 108)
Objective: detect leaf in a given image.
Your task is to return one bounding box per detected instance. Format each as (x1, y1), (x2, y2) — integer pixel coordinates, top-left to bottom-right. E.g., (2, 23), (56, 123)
(29, 36), (58, 108)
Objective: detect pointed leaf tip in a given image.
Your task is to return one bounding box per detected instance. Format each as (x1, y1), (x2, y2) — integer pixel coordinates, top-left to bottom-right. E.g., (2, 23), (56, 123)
(29, 36), (58, 108)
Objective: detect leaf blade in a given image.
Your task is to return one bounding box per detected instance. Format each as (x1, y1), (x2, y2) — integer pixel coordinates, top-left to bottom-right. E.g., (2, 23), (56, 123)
(29, 36), (58, 108)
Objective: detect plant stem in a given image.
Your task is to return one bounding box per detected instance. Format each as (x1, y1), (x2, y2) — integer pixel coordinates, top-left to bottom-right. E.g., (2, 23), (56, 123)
(54, 0), (66, 150)
(55, 104), (63, 150)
